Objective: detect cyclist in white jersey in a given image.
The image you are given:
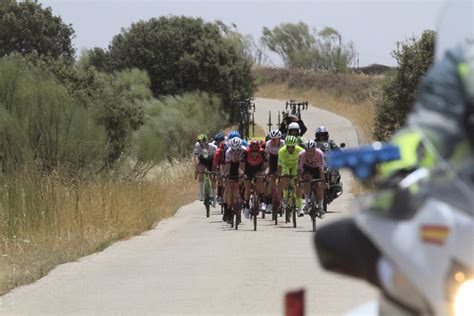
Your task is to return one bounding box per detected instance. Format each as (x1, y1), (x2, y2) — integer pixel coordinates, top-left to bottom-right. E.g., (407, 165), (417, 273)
(264, 130), (285, 214)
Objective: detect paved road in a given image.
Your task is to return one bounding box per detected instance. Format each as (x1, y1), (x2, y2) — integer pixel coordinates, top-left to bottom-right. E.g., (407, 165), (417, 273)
(0, 98), (375, 315)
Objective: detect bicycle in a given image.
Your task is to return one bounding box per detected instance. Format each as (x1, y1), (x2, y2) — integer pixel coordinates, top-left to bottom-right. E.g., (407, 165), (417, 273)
(285, 100), (308, 119)
(236, 99), (255, 140)
(200, 170), (213, 218)
(227, 176), (243, 230)
(248, 175), (266, 231)
(301, 178), (325, 232)
(280, 174), (298, 228)
(269, 173), (282, 225)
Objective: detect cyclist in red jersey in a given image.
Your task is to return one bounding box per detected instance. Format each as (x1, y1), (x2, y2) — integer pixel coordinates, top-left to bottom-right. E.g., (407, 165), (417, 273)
(241, 140), (267, 219)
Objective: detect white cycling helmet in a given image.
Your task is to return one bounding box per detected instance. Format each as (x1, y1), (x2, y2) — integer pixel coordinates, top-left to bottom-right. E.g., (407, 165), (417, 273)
(306, 139), (317, 150)
(270, 129), (282, 139)
(288, 122), (300, 131)
(230, 137), (242, 150)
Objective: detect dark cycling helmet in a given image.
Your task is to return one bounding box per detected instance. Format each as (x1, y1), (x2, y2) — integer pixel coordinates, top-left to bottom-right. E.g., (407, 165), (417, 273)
(265, 133), (271, 142)
(214, 131), (225, 143)
(228, 130), (241, 140)
(315, 126), (329, 141)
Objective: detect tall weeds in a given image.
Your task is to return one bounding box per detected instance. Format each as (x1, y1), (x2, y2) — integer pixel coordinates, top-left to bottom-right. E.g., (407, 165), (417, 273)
(0, 160), (196, 295)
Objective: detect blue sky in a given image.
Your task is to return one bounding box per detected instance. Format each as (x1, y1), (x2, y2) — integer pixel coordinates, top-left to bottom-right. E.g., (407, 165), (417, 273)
(41, 0), (446, 66)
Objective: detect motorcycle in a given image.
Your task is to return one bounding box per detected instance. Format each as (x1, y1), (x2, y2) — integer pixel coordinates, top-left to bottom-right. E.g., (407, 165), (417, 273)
(315, 142), (474, 315)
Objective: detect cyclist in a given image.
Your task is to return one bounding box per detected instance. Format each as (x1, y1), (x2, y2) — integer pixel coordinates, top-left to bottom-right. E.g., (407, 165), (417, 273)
(280, 113), (308, 136)
(213, 135), (227, 209)
(212, 131), (225, 147)
(287, 122), (307, 148)
(225, 137), (246, 221)
(241, 140), (267, 219)
(228, 130), (248, 147)
(265, 129), (285, 214)
(298, 139), (325, 217)
(315, 126), (343, 199)
(278, 135), (304, 217)
(194, 134), (218, 205)
(315, 126), (341, 152)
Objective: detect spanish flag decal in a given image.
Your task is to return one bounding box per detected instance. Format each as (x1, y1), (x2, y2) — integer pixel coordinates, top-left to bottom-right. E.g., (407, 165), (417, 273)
(420, 225), (450, 245)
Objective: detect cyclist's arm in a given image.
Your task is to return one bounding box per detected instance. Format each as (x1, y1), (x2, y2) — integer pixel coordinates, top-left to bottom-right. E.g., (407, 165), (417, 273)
(298, 120), (307, 136)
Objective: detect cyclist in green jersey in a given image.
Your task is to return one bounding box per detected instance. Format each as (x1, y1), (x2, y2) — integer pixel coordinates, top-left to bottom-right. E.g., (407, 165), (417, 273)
(287, 122), (306, 149)
(277, 136), (304, 216)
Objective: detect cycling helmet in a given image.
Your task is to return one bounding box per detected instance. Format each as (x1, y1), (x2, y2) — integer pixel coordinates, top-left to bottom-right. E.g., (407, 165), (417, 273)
(197, 133), (208, 143)
(230, 137), (242, 150)
(265, 133), (271, 142)
(270, 129), (282, 139)
(315, 126), (329, 141)
(306, 139), (317, 150)
(214, 131), (225, 143)
(249, 140), (260, 151)
(285, 135), (297, 146)
(288, 122), (300, 131)
(228, 130), (241, 140)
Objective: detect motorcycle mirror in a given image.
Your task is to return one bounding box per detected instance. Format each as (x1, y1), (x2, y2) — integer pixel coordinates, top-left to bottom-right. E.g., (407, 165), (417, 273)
(340, 143), (346, 148)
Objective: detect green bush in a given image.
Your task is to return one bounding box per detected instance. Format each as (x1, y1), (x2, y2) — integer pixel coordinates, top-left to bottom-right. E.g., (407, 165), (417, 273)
(84, 16), (255, 116)
(131, 92), (227, 178)
(373, 31), (435, 140)
(0, 56), (106, 174)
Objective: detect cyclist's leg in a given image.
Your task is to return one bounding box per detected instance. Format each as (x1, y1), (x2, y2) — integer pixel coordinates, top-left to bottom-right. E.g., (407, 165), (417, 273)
(243, 177), (251, 217)
(295, 177), (303, 215)
(302, 172), (312, 211)
(315, 169), (325, 210)
(197, 163), (206, 200)
(255, 170), (266, 210)
(280, 168), (290, 208)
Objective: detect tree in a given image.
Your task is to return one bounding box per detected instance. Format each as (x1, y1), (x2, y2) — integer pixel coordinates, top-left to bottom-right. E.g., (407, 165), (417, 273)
(0, 1), (75, 61)
(261, 22), (356, 72)
(217, 22), (271, 67)
(373, 30), (435, 140)
(261, 22), (316, 69)
(88, 16), (254, 114)
(316, 27), (356, 72)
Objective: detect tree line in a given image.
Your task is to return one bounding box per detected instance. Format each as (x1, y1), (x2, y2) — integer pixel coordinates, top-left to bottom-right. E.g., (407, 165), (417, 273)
(0, 0), (436, 177)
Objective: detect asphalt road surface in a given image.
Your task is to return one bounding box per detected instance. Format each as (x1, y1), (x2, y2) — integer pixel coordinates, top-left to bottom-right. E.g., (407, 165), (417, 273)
(0, 98), (376, 315)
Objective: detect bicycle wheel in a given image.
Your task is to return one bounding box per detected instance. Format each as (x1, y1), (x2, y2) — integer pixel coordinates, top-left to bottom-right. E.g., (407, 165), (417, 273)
(204, 197), (210, 218)
(271, 185), (278, 224)
(235, 208), (241, 230)
(291, 197), (297, 228)
(203, 174), (212, 217)
(310, 193), (316, 232)
(251, 193), (259, 231)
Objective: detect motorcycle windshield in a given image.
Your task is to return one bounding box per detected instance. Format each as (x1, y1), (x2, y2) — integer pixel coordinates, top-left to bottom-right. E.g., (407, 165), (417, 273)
(435, 0), (473, 60)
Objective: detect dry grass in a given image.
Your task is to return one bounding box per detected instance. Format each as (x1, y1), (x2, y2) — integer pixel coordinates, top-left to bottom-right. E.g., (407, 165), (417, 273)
(0, 160), (196, 295)
(256, 84), (375, 143)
